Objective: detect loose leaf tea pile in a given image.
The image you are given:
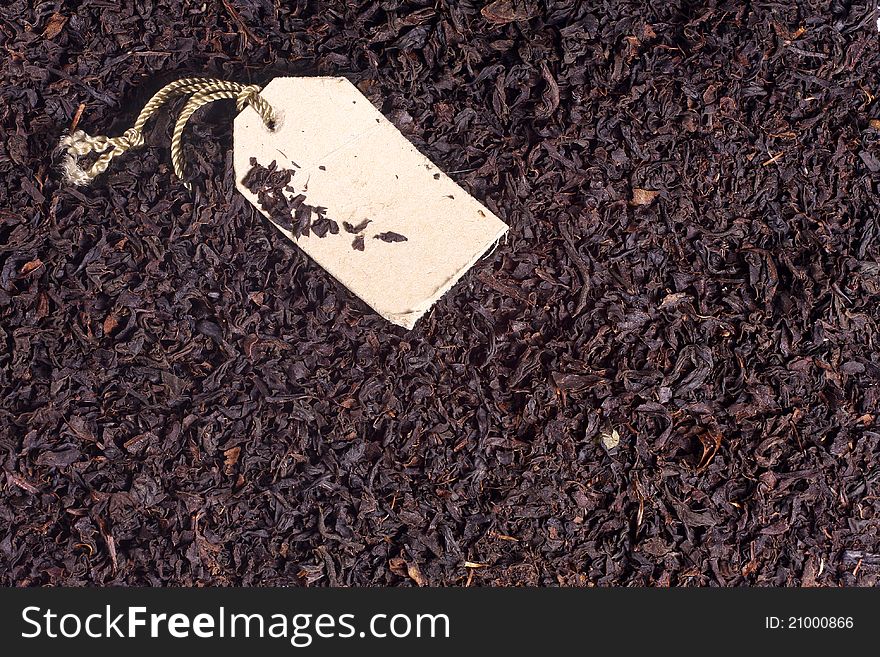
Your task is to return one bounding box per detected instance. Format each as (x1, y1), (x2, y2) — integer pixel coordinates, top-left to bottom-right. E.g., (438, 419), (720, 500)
(242, 159), (340, 239)
(2, 1), (880, 586)
(241, 158), (408, 249)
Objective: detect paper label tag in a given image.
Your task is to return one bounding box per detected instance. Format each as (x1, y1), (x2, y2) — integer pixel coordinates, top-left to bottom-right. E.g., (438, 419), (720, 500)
(233, 77), (507, 329)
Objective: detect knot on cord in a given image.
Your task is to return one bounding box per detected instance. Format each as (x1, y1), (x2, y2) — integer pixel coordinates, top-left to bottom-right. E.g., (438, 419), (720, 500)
(58, 126), (145, 186)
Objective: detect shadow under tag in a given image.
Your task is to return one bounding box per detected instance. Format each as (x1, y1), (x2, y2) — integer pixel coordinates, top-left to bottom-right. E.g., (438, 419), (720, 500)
(233, 77), (508, 329)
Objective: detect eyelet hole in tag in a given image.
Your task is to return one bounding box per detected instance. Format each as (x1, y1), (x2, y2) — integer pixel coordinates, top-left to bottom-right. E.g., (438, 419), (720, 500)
(264, 111), (281, 133)
(233, 77), (508, 330)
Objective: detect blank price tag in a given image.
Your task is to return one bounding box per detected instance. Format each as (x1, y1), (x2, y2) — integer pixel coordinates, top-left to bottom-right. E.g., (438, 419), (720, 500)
(233, 77), (508, 329)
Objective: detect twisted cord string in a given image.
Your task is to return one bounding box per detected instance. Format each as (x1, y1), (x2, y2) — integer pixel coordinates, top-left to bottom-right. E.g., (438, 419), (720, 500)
(171, 84), (270, 189)
(59, 78), (275, 188)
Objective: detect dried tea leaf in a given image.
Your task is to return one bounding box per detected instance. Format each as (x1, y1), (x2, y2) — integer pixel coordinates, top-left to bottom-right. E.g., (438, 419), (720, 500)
(35, 448), (81, 468)
(696, 431), (722, 470)
(343, 219), (371, 234)
(658, 292), (691, 310)
(7, 472), (40, 495)
(43, 12), (68, 39)
(631, 188), (659, 205)
(406, 562), (425, 586)
(103, 312), (119, 335)
(373, 231), (408, 243)
(481, 1), (537, 24)
(20, 258), (43, 275)
(388, 556), (407, 577)
(223, 446), (241, 474)
(600, 428), (620, 451)
(35, 292), (50, 319)
(640, 537), (672, 558)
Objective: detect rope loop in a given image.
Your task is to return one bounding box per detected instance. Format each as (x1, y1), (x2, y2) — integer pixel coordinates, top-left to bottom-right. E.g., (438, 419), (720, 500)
(58, 78), (276, 189)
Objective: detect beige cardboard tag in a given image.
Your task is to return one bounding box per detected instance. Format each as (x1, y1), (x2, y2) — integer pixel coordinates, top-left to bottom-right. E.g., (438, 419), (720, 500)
(233, 77), (508, 329)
